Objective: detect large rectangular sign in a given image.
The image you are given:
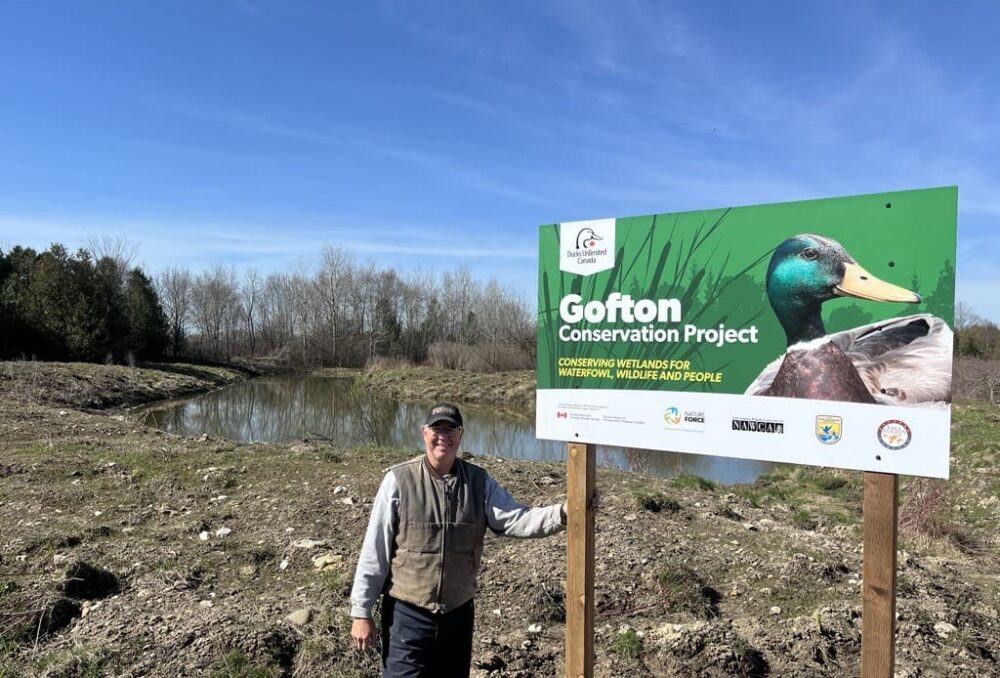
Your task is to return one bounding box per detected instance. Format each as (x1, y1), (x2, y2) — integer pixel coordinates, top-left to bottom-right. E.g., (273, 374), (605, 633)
(536, 187), (957, 478)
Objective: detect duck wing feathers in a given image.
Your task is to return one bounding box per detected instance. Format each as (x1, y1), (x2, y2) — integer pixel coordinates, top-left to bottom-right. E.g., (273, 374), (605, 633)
(838, 313), (953, 406)
(746, 313), (953, 407)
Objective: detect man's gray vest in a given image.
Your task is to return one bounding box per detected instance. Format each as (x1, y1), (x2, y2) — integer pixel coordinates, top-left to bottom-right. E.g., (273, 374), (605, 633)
(387, 456), (488, 614)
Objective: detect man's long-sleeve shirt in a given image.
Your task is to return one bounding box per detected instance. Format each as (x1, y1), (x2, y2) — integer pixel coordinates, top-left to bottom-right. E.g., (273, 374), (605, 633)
(350, 468), (564, 618)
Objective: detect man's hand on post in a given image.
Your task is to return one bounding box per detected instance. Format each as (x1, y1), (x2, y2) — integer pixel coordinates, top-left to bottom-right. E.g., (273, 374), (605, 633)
(351, 617), (376, 652)
(561, 489), (601, 524)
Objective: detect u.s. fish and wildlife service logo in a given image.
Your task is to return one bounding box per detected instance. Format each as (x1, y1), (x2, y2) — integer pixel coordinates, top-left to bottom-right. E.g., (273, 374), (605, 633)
(815, 415), (842, 445)
(559, 218), (615, 276)
(878, 420), (912, 450)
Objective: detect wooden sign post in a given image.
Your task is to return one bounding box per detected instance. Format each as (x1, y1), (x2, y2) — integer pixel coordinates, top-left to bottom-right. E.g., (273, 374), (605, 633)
(861, 471), (899, 677)
(566, 442), (596, 678)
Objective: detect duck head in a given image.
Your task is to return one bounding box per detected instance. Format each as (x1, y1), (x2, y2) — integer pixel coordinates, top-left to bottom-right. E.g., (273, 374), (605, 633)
(576, 228), (602, 249)
(766, 234), (921, 346)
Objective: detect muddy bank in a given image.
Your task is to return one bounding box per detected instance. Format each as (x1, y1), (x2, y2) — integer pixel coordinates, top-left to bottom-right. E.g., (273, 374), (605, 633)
(349, 366), (535, 411)
(0, 361), (248, 411)
(1, 362), (997, 677)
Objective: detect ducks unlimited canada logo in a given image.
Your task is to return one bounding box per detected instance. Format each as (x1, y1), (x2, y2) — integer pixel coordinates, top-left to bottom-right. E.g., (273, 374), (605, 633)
(559, 218), (615, 276)
(877, 420), (912, 450)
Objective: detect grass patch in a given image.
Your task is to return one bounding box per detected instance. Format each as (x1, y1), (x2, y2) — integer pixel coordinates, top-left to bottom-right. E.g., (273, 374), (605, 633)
(733, 474), (797, 507)
(633, 490), (681, 513)
(669, 474), (716, 492)
(208, 650), (280, 678)
(654, 564), (720, 619)
(0, 581), (16, 600)
(611, 627), (644, 659)
(293, 609), (383, 678)
(321, 569), (352, 598)
(529, 582), (565, 623)
(812, 475), (849, 492)
(0, 635), (22, 662)
(791, 509), (818, 531)
(727, 637), (769, 677)
(714, 505), (743, 522)
(247, 546), (279, 566)
(816, 507), (857, 527)
(318, 449), (343, 463)
(900, 478), (984, 554)
(32, 647), (106, 678)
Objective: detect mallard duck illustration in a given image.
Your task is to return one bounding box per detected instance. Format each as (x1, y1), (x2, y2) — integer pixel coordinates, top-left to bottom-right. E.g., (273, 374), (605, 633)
(745, 234), (952, 406)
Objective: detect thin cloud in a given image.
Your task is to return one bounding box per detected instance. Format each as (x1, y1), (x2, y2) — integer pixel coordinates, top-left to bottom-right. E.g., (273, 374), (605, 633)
(163, 102), (556, 207)
(0, 214), (536, 268)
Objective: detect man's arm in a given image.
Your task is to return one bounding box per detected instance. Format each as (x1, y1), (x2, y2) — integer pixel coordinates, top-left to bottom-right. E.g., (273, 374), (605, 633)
(484, 475), (565, 538)
(349, 472), (399, 618)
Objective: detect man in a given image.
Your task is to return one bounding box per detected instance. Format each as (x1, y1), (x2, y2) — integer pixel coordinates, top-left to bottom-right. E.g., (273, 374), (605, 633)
(350, 402), (567, 678)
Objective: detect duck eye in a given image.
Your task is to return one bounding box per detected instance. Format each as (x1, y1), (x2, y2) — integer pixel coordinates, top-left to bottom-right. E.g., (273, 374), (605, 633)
(801, 248), (818, 260)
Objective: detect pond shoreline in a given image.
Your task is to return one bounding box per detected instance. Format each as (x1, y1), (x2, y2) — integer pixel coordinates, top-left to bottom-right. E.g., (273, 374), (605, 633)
(137, 371), (776, 484)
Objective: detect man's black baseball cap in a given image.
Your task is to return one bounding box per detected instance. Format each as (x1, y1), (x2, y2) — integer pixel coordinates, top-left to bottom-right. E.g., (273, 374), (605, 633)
(424, 402), (463, 428)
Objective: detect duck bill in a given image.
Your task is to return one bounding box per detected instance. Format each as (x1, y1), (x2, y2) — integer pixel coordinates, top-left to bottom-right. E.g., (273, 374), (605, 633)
(835, 262), (922, 303)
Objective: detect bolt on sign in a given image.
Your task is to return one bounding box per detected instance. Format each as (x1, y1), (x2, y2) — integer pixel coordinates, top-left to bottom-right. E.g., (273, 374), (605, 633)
(536, 187), (957, 478)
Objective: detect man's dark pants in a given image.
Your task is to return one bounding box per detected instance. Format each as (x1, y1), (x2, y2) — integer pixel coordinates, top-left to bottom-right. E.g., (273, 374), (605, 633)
(380, 596), (474, 678)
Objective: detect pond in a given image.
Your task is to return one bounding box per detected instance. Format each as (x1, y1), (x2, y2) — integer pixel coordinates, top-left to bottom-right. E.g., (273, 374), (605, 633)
(141, 375), (777, 484)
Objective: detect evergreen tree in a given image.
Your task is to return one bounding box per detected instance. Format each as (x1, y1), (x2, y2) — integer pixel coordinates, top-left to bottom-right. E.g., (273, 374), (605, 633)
(124, 268), (169, 360)
(92, 256), (129, 361)
(64, 250), (111, 361)
(0, 246), (39, 358)
(24, 244), (74, 358)
(924, 259), (956, 325)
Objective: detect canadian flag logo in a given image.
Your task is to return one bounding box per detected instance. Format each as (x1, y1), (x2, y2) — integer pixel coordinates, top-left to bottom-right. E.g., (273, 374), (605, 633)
(556, 411), (568, 419)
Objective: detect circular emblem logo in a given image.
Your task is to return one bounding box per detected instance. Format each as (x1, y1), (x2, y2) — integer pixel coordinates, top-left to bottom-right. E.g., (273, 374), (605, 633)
(664, 407), (681, 426)
(877, 420), (912, 450)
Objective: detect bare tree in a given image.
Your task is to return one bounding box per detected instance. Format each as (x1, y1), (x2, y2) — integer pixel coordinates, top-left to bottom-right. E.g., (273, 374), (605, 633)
(478, 279), (534, 370)
(400, 269), (437, 361)
(86, 236), (139, 288)
(157, 267), (192, 358)
(441, 267), (480, 344)
(954, 302), (980, 331)
(190, 266), (238, 360)
(156, 250), (535, 370)
(241, 269), (261, 357)
(314, 247), (354, 364)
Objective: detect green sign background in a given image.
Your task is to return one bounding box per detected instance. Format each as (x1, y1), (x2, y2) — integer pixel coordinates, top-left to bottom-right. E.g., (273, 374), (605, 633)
(537, 186), (957, 393)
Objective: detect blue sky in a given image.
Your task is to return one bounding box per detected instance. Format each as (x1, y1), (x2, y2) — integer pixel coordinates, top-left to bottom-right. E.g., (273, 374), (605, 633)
(1, 1), (998, 320)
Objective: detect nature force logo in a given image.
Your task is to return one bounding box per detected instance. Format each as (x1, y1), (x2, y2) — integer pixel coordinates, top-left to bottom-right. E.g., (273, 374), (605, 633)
(815, 415), (842, 445)
(664, 406), (706, 431)
(877, 420), (912, 450)
(559, 218), (616, 276)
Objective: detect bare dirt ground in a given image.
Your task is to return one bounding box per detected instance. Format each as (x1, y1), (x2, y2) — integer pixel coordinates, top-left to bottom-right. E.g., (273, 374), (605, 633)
(1, 362), (998, 677)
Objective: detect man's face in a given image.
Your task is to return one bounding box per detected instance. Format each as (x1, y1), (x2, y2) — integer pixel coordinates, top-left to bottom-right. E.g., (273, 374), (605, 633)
(422, 422), (463, 472)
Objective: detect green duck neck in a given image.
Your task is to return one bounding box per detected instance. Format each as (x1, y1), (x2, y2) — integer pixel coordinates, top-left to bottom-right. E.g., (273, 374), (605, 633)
(771, 297), (827, 347)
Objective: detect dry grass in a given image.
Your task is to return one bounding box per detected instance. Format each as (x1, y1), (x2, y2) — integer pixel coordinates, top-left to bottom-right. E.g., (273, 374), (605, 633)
(900, 478), (988, 557)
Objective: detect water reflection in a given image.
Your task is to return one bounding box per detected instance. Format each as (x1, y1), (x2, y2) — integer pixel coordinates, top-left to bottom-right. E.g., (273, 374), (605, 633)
(142, 376), (776, 484)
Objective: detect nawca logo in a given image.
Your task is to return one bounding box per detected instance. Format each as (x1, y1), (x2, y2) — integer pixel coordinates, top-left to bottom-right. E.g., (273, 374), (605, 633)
(663, 406), (681, 426)
(560, 218), (615, 276)
(815, 415), (842, 445)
